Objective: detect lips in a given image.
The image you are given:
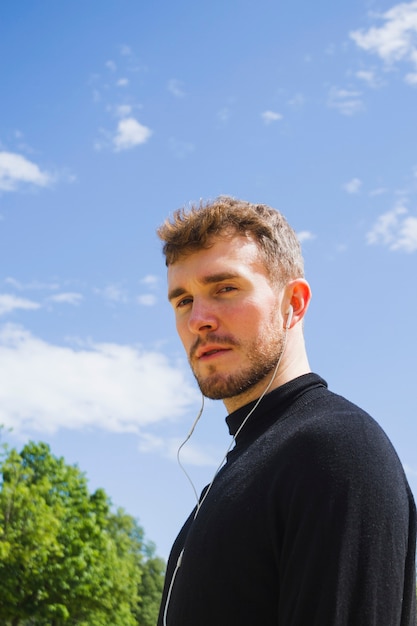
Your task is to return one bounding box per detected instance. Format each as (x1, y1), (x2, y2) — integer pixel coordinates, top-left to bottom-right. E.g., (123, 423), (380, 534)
(201, 348), (228, 358)
(190, 335), (238, 361)
(195, 345), (231, 359)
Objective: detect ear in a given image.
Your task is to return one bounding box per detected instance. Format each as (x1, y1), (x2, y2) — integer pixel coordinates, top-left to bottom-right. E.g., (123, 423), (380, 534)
(283, 279), (311, 329)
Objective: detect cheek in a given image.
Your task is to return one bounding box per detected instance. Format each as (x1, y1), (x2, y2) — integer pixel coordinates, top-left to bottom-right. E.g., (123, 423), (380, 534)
(239, 299), (276, 326)
(243, 303), (282, 339)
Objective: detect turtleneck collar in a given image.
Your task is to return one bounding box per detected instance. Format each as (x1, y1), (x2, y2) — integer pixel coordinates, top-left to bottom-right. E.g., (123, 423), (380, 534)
(225, 373), (327, 443)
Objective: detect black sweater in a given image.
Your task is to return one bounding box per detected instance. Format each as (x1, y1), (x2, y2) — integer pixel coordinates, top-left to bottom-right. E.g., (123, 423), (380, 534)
(158, 374), (416, 625)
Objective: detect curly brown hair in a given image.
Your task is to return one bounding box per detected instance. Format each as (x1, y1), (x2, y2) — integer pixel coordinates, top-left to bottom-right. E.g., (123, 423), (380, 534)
(157, 196), (304, 285)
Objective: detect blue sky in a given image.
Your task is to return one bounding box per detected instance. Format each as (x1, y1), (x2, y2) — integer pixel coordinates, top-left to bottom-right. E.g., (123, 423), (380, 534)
(1, 0), (416, 559)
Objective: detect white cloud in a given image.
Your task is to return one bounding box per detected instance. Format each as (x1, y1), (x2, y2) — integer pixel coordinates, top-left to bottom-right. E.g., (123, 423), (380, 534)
(287, 93), (305, 108)
(120, 44), (132, 56)
(0, 151), (53, 192)
(168, 79), (186, 97)
(350, 1), (417, 83)
(137, 277), (159, 305)
(48, 292), (83, 306)
(138, 433), (220, 467)
(0, 294), (40, 316)
(343, 177), (362, 194)
(297, 230), (316, 243)
(405, 70), (417, 83)
(113, 117), (152, 151)
(95, 284), (128, 303)
(106, 60), (117, 72)
(140, 274), (159, 287)
(169, 438), (220, 467)
(0, 324), (199, 435)
(217, 107), (231, 124)
(404, 463), (417, 477)
(137, 294), (157, 307)
(5, 277), (60, 291)
(117, 78), (129, 87)
(261, 110), (283, 124)
(327, 87), (364, 115)
(369, 187), (388, 197)
(355, 69), (383, 87)
(367, 204), (417, 252)
(114, 104), (133, 118)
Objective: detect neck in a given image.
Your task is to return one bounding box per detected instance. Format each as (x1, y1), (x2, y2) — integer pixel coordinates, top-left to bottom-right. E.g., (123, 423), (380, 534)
(223, 333), (310, 414)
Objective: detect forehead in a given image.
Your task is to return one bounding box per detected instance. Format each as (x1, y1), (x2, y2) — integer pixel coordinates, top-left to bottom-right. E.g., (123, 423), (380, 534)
(167, 235), (267, 294)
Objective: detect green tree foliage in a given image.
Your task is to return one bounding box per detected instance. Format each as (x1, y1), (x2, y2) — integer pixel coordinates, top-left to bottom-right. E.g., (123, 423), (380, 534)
(136, 551), (166, 626)
(0, 438), (165, 625)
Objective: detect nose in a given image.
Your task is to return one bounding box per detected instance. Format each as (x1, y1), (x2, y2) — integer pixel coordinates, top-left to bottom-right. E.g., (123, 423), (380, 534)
(187, 299), (218, 335)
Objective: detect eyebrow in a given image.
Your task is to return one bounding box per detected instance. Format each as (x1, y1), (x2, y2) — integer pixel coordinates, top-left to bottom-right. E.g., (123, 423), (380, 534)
(168, 272), (240, 302)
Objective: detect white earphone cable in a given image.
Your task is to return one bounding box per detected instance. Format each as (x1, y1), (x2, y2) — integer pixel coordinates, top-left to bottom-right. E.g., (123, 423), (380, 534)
(163, 328), (290, 625)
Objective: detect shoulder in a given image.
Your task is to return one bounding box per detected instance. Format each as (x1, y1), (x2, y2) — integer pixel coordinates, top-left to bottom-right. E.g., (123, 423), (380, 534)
(280, 384), (396, 461)
(269, 388), (409, 510)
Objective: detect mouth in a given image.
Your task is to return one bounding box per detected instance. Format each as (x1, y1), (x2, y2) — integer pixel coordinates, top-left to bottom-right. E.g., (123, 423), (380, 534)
(196, 346), (232, 360)
(202, 348), (227, 357)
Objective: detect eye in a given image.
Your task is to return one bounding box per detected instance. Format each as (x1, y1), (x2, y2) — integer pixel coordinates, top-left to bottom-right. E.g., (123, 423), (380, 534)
(176, 296), (193, 308)
(218, 285), (237, 294)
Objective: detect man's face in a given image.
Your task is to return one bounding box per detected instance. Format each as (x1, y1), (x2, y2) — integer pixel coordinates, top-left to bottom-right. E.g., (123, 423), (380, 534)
(167, 235), (285, 408)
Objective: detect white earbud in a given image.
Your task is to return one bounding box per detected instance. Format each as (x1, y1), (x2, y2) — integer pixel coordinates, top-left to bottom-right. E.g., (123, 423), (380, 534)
(285, 305), (293, 330)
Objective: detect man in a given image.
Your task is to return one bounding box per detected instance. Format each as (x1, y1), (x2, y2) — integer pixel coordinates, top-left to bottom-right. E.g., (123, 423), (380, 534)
(157, 196), (416, 625)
